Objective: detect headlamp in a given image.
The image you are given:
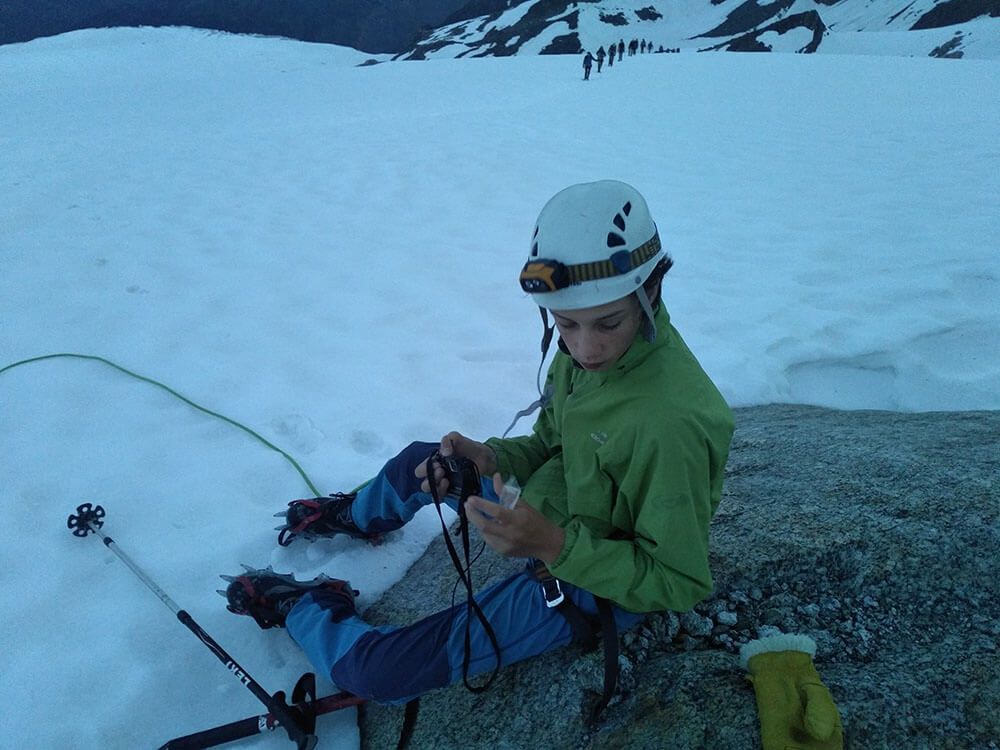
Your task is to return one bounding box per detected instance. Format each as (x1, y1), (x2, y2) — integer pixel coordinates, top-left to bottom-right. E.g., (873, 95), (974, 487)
(518, 232), (661, 295)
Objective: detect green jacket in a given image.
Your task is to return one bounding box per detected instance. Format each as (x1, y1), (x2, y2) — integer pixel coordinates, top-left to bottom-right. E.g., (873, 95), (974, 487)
(486, 305), (733, 613)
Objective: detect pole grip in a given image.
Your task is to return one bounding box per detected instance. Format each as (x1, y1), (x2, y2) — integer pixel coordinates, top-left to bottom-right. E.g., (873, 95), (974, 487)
(175, 611), (315, 747)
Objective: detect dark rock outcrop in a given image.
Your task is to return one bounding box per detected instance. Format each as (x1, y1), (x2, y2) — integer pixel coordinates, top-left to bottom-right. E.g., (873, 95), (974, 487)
(599, 11), (629, 26)
(635, 6), (663, 22)
(403, 0), (584, 58)
(703, 9), (827, 53)
(540, 32), (583, 54)
(931, 32), (966, 58)
(359, 405), (1000, 749)
(697, 0), (796, 39)
(911, 0), (1000, 30)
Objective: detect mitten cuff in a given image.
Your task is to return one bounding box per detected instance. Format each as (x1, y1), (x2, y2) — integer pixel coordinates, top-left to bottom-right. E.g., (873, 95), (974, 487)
(739, 633), (817, 670)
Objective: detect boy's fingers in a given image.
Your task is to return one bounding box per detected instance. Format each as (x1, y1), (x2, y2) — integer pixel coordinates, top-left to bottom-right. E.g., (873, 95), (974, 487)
(467, 496), (507, 525)
(440, 432), (461, 455)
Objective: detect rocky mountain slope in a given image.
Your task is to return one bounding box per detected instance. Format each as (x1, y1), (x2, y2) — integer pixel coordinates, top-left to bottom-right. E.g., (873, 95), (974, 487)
(5, 0), (998, 58)
(400, 0), (1000, 59)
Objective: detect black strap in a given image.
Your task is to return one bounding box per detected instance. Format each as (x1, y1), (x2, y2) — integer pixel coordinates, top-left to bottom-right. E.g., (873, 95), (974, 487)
(532, 561), (618, 723)
(532, 560), (598, 650)
(427, 451), (503, 693)
(396, 699), (419, 750)
(556, 598), (598, 650)
(590, 597), (619, 723)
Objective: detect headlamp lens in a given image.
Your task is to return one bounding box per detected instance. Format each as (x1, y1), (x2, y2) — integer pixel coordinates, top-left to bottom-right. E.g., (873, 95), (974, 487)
(519, 260), (569, 293)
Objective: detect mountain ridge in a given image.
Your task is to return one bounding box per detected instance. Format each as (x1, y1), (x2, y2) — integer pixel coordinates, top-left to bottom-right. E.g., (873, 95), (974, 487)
(0, 0), (469, 52)
(3, 0), (999, 58)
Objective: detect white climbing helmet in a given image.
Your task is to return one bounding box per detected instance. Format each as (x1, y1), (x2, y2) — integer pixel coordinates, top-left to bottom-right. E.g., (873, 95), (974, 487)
(519, 179), (664, 310)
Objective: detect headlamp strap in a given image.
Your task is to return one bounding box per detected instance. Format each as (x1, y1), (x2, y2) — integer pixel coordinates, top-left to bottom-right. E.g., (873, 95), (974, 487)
(519, 233), (661, 294)
(565, 232), (661, 285)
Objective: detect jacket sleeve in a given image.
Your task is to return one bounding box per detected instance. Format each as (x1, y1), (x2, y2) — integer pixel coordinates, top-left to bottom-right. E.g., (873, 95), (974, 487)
(549, 414), (726, 613)
(485, 432), (553, 484)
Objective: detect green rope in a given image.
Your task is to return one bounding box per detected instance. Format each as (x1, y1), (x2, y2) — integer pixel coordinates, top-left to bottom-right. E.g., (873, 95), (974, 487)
(0, 353), (322, 496)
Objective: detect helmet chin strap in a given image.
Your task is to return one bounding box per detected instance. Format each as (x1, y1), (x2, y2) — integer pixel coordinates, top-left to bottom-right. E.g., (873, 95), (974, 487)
(500, 307), (555, 438)
(539, 306), (556, 364)
(503, 297), (655, 439)
(636, 289), (658, 343)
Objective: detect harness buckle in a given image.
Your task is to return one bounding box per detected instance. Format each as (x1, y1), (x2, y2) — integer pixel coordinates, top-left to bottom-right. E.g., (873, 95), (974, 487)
(532, 560), (566, 608)
(540, 576), (565, 608)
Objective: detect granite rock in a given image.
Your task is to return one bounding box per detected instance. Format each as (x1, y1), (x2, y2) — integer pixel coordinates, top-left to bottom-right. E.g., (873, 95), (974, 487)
(358, 405), (1000, 750)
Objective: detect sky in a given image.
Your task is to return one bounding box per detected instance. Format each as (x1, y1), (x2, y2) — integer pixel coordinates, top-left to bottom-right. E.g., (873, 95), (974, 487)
(1, 26), (998, 750)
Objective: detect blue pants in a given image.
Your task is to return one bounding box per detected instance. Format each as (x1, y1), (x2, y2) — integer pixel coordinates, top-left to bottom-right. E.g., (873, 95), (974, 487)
(286, 441), (645, 704)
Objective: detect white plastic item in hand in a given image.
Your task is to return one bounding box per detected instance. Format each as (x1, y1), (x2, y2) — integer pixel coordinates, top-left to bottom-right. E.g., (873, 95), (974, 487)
(499, 477), (521, 509)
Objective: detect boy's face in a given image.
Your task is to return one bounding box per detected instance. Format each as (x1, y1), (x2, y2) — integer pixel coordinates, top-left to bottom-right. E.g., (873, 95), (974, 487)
(550, 295), (643, 372)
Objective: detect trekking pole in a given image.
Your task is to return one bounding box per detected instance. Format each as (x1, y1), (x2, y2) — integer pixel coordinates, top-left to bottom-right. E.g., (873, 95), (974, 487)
(67, 503), (319, 750)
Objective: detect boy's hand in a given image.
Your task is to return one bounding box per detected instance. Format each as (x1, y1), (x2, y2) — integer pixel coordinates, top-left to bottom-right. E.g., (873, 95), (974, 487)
(465, 474), (565, 565)
(415, 431), (498, 494)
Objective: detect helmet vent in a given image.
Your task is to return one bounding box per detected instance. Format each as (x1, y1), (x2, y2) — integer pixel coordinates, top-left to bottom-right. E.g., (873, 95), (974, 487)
(622, 201), (632, 216)
(606, 232), (627, 248)
(612, 213), (626, 231)
(531, 227), (539, 256)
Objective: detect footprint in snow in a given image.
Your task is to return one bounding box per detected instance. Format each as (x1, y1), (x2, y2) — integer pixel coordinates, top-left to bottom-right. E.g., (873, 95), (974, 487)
(271, 414), (324, 455)
(351, 429), (384, 455)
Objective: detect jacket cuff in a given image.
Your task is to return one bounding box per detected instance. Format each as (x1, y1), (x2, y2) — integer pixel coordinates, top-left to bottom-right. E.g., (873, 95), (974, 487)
(548, 518), (580, 572)
(739, 633), (817, 670)
(483, 438), (509, 476)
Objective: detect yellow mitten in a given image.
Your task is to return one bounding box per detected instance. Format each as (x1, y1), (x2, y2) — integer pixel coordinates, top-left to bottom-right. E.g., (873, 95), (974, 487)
(740, 634), (843, 750)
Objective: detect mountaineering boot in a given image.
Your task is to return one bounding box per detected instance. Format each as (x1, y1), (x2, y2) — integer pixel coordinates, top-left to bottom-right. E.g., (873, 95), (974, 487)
(276, 492), (382, 546)
(222, 566), (358, 629)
